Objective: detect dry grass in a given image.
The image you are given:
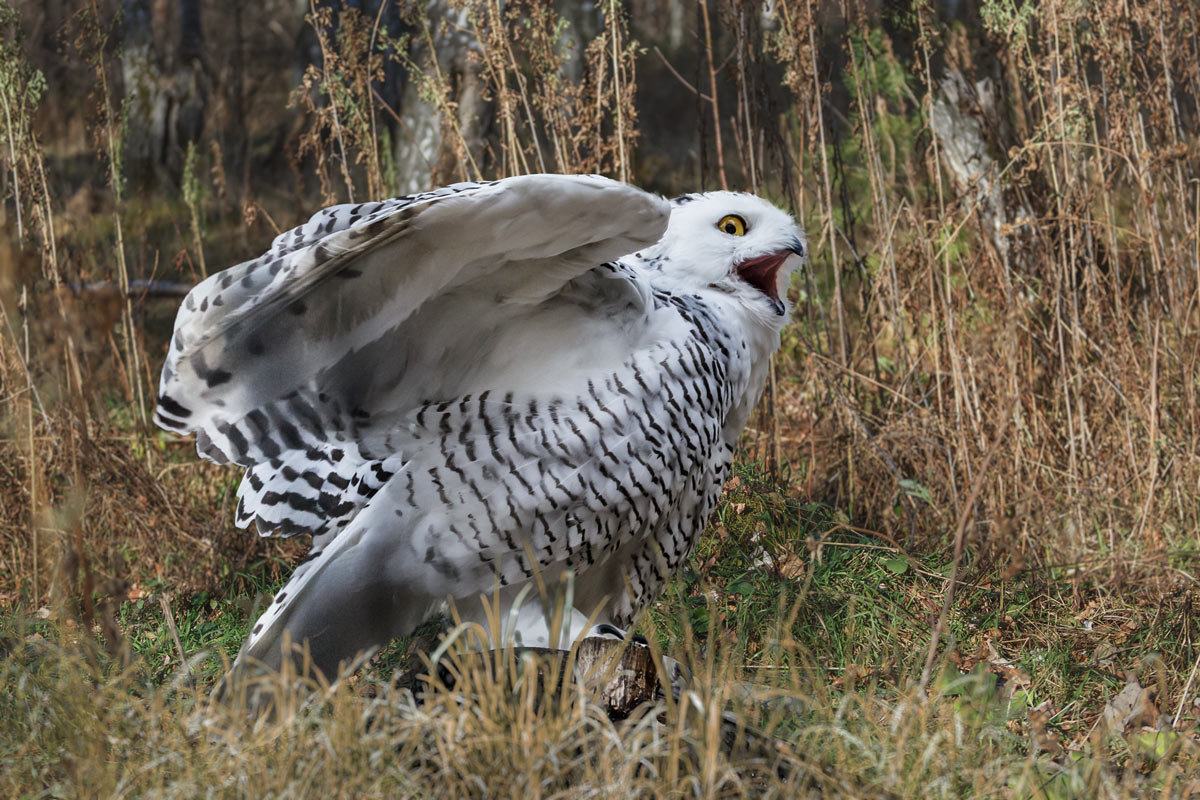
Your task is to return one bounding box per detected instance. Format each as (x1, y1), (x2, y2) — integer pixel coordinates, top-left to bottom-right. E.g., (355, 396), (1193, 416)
(1, 0), (1199, 795)
(764, 1), (1200, 573)
(3, 612), (1199, 798)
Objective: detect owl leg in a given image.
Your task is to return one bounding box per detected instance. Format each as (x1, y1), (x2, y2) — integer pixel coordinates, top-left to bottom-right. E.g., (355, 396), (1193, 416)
(449, 581), (610, 650)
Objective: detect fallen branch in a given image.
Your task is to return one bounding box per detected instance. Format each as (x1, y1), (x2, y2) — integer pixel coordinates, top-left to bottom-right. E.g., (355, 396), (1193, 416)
(62, 279), (193, 298)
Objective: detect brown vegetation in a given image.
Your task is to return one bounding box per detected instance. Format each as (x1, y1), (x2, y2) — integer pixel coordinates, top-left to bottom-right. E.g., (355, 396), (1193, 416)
(1, 0), (1199, 794)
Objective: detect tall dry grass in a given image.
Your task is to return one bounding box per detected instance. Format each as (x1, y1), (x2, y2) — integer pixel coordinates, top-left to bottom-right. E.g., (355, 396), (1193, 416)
(756, 1), (1200, 591)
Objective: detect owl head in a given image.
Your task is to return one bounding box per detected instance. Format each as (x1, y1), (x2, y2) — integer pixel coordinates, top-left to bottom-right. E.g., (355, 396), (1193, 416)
(645, 192), (806, 326)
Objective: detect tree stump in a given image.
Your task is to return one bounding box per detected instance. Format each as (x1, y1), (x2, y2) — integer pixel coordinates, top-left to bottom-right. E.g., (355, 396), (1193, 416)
(573, 637), (661, 719)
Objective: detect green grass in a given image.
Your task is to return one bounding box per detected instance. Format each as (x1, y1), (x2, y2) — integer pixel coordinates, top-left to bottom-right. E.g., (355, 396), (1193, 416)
(119, 581), (262, 683)
(4, 526), (1199, 798)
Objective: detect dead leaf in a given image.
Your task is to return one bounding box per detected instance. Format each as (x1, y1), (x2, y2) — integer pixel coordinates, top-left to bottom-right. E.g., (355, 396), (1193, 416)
(829, 664), (874, 692)
(1028, 699), (1064, 756)
(1103, 672), (1159, 733)
(1091, 641), (1118, 669)
(776, 552), (806, 580)
(999, 551), (1024, 580)
(985, 640), (1032, 697)
(1074, 600), (1100, 622)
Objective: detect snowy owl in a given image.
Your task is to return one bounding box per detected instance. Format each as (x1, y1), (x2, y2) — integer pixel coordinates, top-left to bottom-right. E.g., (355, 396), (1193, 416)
(154, 174), (805, 680)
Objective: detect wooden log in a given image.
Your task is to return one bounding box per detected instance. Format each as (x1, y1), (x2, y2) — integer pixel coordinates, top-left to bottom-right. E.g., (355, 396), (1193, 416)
(573, 637), (661, 719)
(61, 280), (193, 298)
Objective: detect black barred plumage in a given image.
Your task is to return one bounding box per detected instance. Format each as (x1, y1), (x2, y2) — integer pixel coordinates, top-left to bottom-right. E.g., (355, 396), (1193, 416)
(155, 174), (805, 681)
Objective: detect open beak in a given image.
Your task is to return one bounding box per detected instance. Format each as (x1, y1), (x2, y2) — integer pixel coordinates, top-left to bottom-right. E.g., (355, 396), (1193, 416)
(735, 237), (804, 316)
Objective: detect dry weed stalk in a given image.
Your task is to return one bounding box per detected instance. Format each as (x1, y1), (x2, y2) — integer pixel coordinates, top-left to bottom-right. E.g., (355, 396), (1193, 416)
(464, 0), (640, 178)
(292, 0), (393, 203)
(71, 1), (150, 427)
(762, 0), (1199, 585)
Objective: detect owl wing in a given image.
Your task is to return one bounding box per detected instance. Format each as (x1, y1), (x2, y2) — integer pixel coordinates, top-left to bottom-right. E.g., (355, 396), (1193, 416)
(154, 174), (670, 538)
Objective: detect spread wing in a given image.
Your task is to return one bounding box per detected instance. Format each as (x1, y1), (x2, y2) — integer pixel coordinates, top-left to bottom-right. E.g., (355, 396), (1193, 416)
(154, 174), (670, 539)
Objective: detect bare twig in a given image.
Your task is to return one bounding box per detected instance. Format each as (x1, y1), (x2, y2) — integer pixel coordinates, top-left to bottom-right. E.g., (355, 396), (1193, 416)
(807, 23), (844, 365)
(699, 0), (727, 190)
(918, 406), (1014, 695)
(607, 0), (628, 183)
(158, 595), (191, 678)
(366, 0), (390, 196)
(1175, 647), (1200, 731)
(61, 280), (194, 298)
(653, 46), (712, 102)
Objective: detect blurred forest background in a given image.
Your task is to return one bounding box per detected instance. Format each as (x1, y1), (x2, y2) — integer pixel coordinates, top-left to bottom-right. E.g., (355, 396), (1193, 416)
(1, 0), (1200, 792)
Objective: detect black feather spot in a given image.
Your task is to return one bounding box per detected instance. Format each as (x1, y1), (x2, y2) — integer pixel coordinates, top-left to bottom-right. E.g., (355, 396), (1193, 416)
(157, 393), (192, 419)
(155, 414), (189, 431)
(205, 369), (233, 388)
(278, 421), (304, 450)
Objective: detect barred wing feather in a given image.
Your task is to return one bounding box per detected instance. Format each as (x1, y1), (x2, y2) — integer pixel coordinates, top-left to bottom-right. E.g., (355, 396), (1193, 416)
(154, 175), (669, 540)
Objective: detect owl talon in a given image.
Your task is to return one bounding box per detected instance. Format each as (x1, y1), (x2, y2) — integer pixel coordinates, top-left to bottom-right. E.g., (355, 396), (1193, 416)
(588, 624), (648, 647)
(590, 623), (626, 639)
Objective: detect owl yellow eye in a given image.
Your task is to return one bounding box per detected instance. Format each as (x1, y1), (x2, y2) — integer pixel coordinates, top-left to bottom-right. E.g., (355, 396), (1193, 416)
(717, 215), (747, 236)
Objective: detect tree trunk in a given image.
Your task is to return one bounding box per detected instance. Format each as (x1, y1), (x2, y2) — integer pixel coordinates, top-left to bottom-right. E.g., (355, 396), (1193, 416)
(392, 1), (487, 193)
(120, 0), (209, 186)
(932, 69), (1034, 269)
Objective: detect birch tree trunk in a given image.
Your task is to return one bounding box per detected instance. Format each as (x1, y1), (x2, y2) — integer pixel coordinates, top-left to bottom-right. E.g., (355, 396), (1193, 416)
(121, 0), (209, 186)
(392, 2), (487, 193)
